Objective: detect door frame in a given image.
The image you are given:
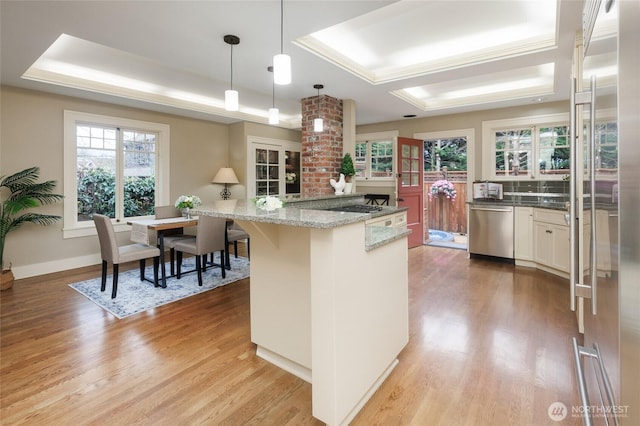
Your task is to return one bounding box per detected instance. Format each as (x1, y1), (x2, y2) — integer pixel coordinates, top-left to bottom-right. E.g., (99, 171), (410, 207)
(414, 128), (475, 243)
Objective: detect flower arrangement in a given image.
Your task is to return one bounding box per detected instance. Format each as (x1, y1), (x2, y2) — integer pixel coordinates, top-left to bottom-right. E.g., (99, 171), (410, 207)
(254, 195), (284, 211)
(175, 194), (202, 209)
(286, 172), (297, 183)
(429, 179), (457, 201)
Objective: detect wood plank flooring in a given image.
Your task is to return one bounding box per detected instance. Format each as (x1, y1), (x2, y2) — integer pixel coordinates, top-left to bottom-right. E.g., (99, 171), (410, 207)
(1, 245), (582, 425)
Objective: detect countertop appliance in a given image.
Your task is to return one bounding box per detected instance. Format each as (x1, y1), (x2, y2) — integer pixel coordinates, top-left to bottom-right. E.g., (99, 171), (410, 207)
(472, 182), (503, 200)
(468, 204), (513, 259)
(570, 1), (639, 424)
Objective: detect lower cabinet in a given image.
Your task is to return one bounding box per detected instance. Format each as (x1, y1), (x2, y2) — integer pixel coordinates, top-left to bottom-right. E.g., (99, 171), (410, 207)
(533, 209), (570, 274)
(514, 207), (534, 261)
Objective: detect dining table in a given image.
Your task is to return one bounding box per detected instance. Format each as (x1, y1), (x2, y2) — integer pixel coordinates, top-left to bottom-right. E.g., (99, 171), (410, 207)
(128, 216), (198, 288)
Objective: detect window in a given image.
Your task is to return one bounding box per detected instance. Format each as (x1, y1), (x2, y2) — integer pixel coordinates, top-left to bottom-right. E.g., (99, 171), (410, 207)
(538, 125), (569, 176)
(483, 113), (571, 181)
(355, 131), (398, 180)
(64, 111), (170, 238)
(494, 128), (532, 177)
(595, 121), (617, 171)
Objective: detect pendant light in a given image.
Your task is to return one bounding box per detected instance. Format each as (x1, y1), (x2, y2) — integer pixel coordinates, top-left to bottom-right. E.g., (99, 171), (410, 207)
(267, 66), (279, 124)
(313, 84), (324, 132)
(224, 34), (240, 111)
(273, 0), (291, 85)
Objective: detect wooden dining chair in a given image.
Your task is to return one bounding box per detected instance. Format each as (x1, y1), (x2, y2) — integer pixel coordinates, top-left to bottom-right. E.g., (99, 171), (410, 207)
(174, 215), (227, 286)
(154, 205), (195, 275)
(93, 214), (160, 298)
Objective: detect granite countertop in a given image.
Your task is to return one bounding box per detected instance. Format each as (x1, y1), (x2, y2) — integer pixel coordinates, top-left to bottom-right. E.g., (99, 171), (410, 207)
(468, 199), (570, 211)
(365, 226), (412, 251)
(193, 199), (406, 229)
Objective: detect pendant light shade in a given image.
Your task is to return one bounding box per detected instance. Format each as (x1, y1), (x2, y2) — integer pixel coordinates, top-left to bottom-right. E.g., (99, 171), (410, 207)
(273, 54), (291, 85)
(273, 0), (291, 85)
(225, 89), (239, 112)
(269, 107), (280, 124)
(313, 84), (324, 132)
(224, 34), (240, 112)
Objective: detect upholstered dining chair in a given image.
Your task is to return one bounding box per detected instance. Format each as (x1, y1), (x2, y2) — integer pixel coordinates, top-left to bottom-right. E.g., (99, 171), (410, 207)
(93, 214), (160, 299)
(154, 205), (195, 275)
(225, 221), (250, 267)
(174, 215), (227, 286)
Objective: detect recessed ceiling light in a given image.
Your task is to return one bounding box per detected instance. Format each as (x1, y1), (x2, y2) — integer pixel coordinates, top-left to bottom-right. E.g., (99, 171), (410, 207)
(532, 97), (547, 102)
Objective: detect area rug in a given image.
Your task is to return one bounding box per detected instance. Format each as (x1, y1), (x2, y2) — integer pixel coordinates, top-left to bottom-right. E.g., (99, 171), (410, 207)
(69, 254), (249, 319)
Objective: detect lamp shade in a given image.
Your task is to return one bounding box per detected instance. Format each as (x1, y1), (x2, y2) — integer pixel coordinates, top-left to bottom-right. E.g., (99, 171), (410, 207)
(273, 53), (291, 85)
(314, 117), (324, 132)
(212, 167), (239, 184)
(225, 89), (239, 111)
(268, 107), (280, 124)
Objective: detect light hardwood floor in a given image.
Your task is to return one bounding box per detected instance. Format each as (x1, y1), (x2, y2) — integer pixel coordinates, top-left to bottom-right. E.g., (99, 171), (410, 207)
(1, 245), (582, 425)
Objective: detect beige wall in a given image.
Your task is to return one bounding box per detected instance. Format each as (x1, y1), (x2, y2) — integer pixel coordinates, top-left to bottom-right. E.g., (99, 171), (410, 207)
(0, 85), (298, 278)
(229, 121), (302, 199)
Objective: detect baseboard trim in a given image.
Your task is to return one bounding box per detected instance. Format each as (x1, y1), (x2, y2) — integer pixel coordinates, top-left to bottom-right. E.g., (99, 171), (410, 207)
(12, 254), (101, 280)
(256, 345), (312, 384)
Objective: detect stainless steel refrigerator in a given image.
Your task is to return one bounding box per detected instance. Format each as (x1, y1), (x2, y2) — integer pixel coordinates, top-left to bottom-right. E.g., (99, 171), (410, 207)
(569, 0), (639, 425)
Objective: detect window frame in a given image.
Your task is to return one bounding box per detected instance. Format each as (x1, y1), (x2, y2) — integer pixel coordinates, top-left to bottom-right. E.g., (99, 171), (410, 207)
(63, 110), (170, 238)
(482, 113), (570, 181)
(355, 130), (398, 183)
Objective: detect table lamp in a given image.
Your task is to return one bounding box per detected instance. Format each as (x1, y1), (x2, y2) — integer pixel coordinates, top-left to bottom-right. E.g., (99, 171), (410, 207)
(212, 167), (239, 200)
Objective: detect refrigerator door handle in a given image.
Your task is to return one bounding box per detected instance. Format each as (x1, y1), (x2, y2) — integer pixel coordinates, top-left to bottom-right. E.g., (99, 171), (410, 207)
(572, 337), (593, 426)
(572, 338), (620, 426)
(570, 76), (598, 314)
(588, 76), (597, 315)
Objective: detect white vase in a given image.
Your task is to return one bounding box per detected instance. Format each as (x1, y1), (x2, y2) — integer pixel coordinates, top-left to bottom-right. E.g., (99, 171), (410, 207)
(344, 182), (353, 194)
(182, 207), (191, 219)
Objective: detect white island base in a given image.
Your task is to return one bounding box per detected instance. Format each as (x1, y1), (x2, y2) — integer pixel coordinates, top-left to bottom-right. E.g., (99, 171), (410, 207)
(237, 219), (408, 425)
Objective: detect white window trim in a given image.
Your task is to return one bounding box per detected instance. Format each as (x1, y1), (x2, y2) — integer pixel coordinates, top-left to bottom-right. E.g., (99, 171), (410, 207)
(63, 110), (170, 238)
(355, 130), (399, 183)
(414, 128), (475, 202)
(482, 112), (569, 181)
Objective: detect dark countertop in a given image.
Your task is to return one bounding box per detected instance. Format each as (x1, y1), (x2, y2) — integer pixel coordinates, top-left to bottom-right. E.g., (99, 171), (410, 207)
(468, 199), (618, 212)
(468, 199), (569, 211)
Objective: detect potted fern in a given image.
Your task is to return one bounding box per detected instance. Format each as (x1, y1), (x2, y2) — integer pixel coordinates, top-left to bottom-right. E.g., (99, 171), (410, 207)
(0, 166), (64, 290)
(340, 153), (356, 194)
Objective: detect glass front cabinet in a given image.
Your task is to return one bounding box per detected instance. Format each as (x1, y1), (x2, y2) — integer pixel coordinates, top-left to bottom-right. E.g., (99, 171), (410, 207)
(249, 138), (301, 197)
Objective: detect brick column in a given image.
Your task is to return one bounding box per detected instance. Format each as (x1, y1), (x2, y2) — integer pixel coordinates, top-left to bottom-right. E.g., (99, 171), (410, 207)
(301, 94), (343, 197)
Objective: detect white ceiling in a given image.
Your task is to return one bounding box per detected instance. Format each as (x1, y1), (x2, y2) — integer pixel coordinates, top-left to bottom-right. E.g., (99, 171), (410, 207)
(0, 0), (585, 128)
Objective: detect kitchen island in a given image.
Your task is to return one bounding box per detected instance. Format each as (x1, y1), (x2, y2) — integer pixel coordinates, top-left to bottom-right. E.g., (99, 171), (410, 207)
(194, 196), (410, 425)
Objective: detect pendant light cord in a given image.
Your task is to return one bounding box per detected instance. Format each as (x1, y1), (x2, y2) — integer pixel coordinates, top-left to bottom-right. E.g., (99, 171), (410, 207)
(280, 0), (284, 54)
(230, 44), (234, 90)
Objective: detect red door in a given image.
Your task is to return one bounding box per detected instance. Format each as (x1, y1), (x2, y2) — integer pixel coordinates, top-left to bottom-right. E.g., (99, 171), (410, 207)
(396, 137), (424, 248)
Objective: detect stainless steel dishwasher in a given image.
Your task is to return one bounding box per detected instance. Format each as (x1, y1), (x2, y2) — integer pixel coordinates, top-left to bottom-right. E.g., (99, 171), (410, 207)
(468, 204), (514, 259)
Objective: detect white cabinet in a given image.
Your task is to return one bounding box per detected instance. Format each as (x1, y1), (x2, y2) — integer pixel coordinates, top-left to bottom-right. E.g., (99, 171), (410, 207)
(366, 211), (407, 228)
(533, 209), (570, 274)
(514, 207), (534, 262)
